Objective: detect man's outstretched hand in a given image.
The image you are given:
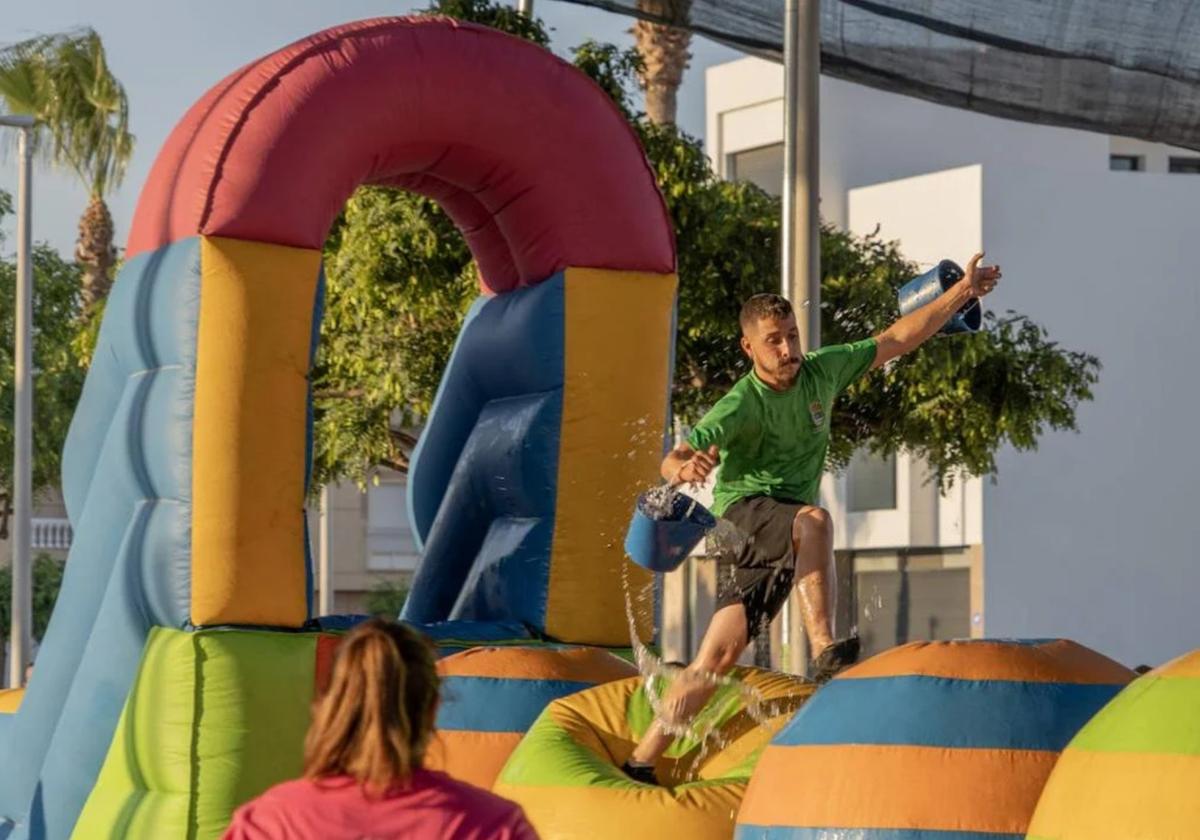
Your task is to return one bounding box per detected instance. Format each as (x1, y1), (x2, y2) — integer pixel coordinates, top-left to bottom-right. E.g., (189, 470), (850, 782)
(675, 445), (719, 486)
(964, 251), (1001, 298)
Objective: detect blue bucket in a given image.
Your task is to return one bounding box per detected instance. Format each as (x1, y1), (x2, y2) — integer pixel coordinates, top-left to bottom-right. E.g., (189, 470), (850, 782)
(898, 259), (982, 335)
(624, 491), (717, 573)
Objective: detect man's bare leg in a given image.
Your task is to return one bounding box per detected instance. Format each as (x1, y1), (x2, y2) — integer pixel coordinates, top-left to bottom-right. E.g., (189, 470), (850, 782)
(628, 603), (749, 769)
(792, 506), (836, 656)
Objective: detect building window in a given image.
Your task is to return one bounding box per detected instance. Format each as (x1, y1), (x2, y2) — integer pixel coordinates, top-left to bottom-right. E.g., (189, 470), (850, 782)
(846, 449), (897, 512)
(1109, 154), (1143, 172)
(727, 144), (784, 196)
(854, 562), (970, 658)
(1169, 156), (1200, 174)
(367, 479), (419, 571)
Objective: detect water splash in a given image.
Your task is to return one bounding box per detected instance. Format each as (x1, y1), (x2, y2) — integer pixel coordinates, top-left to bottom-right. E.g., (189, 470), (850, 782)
(863, 585), (884, 623)
(640, 481), (712, 524)
(621, 557), (792, 784)
(705, 516), (750, 559)
(640, 483), (679, 519)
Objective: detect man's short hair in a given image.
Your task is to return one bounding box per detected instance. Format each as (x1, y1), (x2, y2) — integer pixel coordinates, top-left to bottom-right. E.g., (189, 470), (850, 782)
(739, 293), (795, 332)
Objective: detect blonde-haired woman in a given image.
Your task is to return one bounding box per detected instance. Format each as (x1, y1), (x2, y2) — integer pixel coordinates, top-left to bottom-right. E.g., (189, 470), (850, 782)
(224, 619), (538, 839)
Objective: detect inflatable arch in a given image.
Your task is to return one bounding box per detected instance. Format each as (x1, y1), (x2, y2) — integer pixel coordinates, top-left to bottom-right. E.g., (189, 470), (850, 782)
(0, 18), (676, 839)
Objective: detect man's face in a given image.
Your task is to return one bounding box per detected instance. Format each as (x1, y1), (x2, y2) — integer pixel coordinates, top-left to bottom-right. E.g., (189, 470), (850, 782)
(741, 313), (802, 388)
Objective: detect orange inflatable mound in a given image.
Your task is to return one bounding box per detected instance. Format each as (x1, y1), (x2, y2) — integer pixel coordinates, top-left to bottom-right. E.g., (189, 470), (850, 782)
(736, 639), (1132, 839)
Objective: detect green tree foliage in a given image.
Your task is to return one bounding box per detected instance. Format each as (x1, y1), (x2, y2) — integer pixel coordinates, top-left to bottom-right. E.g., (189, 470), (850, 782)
(571, 40), (645, 118)
(0, 553), (66, 641)
(363, 579), (411, 619)
(313, 1), (1098, 489)
(314, 192), (476, 485)
(427, 0), (550, 46)
(0, 190), (87, 508)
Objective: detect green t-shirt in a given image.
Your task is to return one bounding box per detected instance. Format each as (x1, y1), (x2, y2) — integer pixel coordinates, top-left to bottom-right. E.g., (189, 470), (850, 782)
(687, 338), (877, 515)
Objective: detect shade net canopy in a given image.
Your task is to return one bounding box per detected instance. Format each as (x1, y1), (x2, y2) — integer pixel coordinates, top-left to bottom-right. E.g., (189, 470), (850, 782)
(560, 0), (1200, 151)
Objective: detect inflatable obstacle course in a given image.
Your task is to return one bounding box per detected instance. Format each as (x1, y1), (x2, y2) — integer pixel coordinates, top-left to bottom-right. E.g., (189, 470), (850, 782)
(735, 639), (1133, 839)
(0, 13), (1185, 840)
(0, 18), (677, 839)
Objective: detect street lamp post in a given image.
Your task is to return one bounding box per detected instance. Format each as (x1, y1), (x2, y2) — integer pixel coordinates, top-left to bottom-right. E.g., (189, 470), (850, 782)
(782, 0), (820, 347)
(318, 485), (333, 616)
(780, 0), (821, 676)
(516, 0), (534, 16)
(2, 113), (35, 689)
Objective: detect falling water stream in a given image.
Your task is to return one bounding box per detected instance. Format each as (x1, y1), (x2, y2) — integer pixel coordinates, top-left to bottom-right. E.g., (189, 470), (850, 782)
(620, 484), (794, 783)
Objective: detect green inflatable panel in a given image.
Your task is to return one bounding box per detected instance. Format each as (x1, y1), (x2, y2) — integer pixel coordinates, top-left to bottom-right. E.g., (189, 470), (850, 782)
(73, 627), (330, 840)
(494, 668), (814, 840)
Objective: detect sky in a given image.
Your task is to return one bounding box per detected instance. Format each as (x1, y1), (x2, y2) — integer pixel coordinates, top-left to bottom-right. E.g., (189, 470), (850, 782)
(0, 0), (743, 255)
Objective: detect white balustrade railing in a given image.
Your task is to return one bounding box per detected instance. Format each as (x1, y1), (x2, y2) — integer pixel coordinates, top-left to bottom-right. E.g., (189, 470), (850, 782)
(31, 517), (72, 551)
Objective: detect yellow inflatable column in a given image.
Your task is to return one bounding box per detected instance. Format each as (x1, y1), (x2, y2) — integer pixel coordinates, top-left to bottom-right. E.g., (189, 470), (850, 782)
(191, 236), (320, 627)
(547, 268), (676, 646)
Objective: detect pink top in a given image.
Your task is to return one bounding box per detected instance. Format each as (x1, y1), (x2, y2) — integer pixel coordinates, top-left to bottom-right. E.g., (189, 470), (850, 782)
(223, 770), (539, 840)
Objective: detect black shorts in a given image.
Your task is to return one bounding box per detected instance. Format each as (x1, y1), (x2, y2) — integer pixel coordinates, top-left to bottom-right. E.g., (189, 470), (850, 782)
(713, 495), (810, 640)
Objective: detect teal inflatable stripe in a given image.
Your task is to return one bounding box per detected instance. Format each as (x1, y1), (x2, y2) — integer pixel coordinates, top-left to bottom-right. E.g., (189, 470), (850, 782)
(775, 677), (1123, 751)
(438, 676), (592, 732)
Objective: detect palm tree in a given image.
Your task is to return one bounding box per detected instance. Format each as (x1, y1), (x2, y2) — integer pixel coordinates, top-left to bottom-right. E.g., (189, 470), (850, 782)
(0, 28), (134, 308)
(633, 0), (692, 126)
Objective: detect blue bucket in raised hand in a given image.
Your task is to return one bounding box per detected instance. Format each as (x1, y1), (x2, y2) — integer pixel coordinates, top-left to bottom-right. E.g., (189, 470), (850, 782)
(898, 259), (982, 335)
(624, 491), (717, 573)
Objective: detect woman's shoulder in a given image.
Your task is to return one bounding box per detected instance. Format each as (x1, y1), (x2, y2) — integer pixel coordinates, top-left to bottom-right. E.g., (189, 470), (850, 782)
(223, 779), (339, 840)
(240, 776), (355, 814)
(416, 772), (533, 828)
(262, 776), (352, 799)
(226, 774), (536, 840)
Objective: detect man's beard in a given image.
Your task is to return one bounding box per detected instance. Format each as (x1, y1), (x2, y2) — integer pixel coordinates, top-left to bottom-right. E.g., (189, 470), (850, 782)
(766, 358), (800, 384)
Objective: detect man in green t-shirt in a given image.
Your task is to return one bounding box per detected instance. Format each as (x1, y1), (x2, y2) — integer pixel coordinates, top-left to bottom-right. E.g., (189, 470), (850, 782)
(622, 252), (1001, 785)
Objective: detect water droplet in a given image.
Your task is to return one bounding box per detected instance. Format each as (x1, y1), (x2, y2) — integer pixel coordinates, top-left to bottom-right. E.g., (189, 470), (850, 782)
(863, 586), (884, 623)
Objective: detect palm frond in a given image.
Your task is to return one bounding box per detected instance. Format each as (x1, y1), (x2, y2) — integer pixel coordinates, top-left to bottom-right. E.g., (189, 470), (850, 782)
(0, 27), (134, 196)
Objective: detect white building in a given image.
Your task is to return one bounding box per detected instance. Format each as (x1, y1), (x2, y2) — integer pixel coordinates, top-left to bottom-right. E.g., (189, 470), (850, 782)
(308, 473), (419, 615)
(701, 57), (1200, 669)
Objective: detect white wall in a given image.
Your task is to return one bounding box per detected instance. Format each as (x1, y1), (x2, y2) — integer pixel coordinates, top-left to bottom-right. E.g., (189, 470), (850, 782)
(829, 160), (1200, 666)
(845, 166), (986, 551)
(706, 57), (1110, 228)
(980, 166), (1200, 667)
(848, 165), (983, 268)
(1110, 136), (1200, 174)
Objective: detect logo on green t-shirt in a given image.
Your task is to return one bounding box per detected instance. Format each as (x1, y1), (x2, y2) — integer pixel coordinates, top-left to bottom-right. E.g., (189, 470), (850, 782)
(808, 400), (825, 428)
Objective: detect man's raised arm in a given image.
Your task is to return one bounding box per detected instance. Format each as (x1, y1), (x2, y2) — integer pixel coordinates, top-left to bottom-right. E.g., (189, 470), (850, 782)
(872, 252), (1001, 369)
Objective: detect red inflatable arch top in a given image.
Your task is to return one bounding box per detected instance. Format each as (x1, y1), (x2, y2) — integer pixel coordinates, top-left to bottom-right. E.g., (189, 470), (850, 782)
(126, 16), (675, 292)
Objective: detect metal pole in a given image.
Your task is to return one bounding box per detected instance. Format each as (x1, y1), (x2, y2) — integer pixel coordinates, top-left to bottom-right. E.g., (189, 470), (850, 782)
(782, 0), (821, 351)
(781, 0), (821, 675)
(318, 485), (333, 615)
(9, 124), (34, 688)
(516, 0), (534, 16)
